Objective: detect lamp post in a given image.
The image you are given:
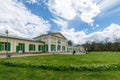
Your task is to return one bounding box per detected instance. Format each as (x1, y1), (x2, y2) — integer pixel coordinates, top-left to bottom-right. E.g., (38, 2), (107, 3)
(5, 30), (9, 58)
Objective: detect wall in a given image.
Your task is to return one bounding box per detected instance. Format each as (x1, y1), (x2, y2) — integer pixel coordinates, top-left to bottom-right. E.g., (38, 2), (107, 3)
(0, 36), (44, 54)
(36, 35), (67, 52)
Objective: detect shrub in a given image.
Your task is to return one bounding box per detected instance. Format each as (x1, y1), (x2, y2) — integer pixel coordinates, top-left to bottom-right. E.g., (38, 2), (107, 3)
(0, 61), (120, 71)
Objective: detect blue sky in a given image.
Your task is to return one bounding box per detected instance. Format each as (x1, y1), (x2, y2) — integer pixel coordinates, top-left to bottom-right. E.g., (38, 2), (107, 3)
(21, 0), (120, 32)
(0, 0), (120, 44)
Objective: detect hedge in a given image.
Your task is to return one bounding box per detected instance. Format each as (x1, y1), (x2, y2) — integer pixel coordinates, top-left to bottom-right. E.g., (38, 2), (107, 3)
(0, 61), (120, 71)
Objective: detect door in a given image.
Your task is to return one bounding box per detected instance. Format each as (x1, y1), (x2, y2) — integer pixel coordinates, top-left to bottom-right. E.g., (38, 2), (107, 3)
(57, 45), (61, 52)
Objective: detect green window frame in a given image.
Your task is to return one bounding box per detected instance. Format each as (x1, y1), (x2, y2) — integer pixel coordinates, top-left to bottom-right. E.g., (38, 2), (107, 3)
(29, 44), (35, 51)
(23, 43), (25, 53)
(38, 45), (42, 51)
(45, 44), (48, 52)
(0, 42), (11, 51)
(0, 42), (2, 51)
(16, 43), (25, 53)
(42, 45), (45, 52)
(62, 46), (65, 51)
(51, 45), (56, 51)
(2, 42), (7, 51)
(7, 42), (11, 51)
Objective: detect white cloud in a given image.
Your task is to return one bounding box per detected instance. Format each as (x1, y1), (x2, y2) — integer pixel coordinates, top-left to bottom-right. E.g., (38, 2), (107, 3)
(92, 0), (101, 4)
(26, 0), (38, 4)
(0, 0), (50, 38)
(61, 28), (87, 44)
(52, 17), (68, 31)
(102, 24), (120, 42)
(96, 24), (99, 27)
(74, 0), (100, 25)
(87, 24), (120, 43)
(1, 0), (119, 45)
(61, 24), (120, 44)
(48, 0), (76, 20)
(98, 0), (120, 11)
(47, 0), (100, 25)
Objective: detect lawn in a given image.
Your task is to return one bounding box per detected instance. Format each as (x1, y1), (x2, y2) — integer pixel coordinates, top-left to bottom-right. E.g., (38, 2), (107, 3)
(0, 52), (120, 80)
(1, 52), (120, 66)
(0, 64), (120, 80)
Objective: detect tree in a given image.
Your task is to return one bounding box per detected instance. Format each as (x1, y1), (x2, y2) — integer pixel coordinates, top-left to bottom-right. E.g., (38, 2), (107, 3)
(67, 40), (73, 46)
(47, 31), (52, 34)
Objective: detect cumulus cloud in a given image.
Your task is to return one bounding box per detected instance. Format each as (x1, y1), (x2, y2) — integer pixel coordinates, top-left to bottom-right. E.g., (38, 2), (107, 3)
(74, 0), (100, 25)
(25, 0), (41, 5)
(46, 0), (120, 27)
(61, 28), (87, 44)
(26, 0), (37, 3)
(48, 0), (76, 20)
(87, 24), (120, 43)
(1, 0), (119, 45)
(46, 0), (120, 44)
(0, 0), (50, 38)
(52, 17), (68, 31)
(47, 0), (100, 25)
(98, 0), (120, 11)
(61, 24), (120, 44)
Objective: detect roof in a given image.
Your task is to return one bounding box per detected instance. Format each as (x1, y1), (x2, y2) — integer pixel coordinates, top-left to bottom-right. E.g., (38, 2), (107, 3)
(33, 32), (66, 40)
(0, 33), (44, 43)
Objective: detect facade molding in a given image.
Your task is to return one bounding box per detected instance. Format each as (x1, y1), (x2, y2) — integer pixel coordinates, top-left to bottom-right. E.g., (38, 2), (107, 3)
(48, 36), (51, 52)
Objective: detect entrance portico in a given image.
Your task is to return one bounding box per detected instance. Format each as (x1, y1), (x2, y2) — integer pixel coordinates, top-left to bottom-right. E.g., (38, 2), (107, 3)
(34, 33), (67, 53)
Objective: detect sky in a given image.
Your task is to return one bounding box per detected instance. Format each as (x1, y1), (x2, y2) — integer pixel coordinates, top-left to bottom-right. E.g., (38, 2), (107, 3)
(0, 0), (120, 44)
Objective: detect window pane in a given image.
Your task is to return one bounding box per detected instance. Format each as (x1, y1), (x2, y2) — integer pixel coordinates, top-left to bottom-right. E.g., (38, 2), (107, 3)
(29, 44), (35, 51)
(2, 42), (7, 51)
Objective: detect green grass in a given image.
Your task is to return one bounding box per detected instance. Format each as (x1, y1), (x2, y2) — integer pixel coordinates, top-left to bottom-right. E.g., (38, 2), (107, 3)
(1, 52), (120, 66)
(0, 64), (120, 80)
(0, 52), (120, 80)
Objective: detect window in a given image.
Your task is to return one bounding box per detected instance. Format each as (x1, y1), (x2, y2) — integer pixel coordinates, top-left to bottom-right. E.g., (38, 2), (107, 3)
(0, 42), (10, 51)
(57, 40), (61, 44)
(19, 44), (23, 51)
(29, 44), (35, 51)
(38, 45), (42, 51)
(51, 45), (56, 51)
(62, 46), (65, 51)
(2, 42), (7, 51)
(45, 44), (48, 51)
(16, 43), (25, 53)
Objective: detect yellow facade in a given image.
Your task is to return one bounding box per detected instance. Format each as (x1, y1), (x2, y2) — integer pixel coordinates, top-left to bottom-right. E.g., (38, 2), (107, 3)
(34, 33), (67, 52)
(0, 36), (44, 54)
(0, 32), (81, 54)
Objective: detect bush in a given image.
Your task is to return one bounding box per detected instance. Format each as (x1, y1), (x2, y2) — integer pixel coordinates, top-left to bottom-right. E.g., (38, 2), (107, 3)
(0, 61), (120, 71)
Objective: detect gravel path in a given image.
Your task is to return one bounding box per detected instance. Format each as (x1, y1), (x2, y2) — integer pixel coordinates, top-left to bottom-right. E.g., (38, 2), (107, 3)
(0, 53), (51, 58)
(0, 52), (84, 58)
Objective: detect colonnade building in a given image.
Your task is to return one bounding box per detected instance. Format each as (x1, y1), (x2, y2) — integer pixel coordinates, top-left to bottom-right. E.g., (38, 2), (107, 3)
(0, 32), (80, 54)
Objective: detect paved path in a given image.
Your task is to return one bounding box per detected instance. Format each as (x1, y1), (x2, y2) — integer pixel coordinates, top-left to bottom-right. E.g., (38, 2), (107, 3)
(0, 53), (52, 58)
(0, 52), (85, 58)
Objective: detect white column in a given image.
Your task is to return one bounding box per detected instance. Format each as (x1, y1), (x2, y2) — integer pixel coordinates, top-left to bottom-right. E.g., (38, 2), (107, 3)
(48, 36), (51, 52)
(10, 40), (12, 52)
(25, 42), (28, 52)
(65, 40), (67, 52)
(61, 41), (62, 52)
(56, 38), (58, 52)
(35, 43), (37, 52)
(14, 40), (16, 52)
